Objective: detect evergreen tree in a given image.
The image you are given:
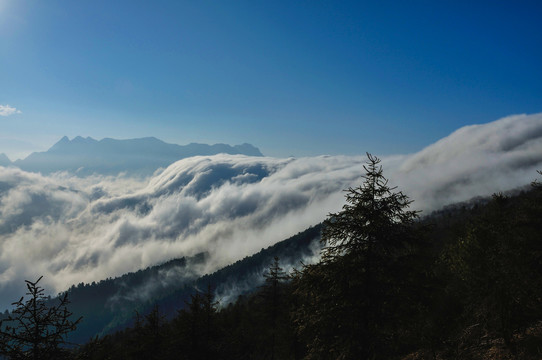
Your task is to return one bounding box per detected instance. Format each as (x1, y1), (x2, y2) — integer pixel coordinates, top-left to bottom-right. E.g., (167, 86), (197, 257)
(172, 284), (219, 360)
(321, 153), (418, 261)
(0, 276), (81, 360)
(261, 257), (289, 360)
(531, 170), (542, 189)
(131, 306), (167, 360)
(201, 284), (219, 360)
(293, 153), (421, 359)
(445, 183), (542, 350)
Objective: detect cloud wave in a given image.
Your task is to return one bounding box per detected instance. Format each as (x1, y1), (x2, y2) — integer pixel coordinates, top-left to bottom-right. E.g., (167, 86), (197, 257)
(0, 112), (541, 308)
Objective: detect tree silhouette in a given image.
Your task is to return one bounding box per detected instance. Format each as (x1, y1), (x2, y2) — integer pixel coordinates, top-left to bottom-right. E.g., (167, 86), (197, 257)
(531, 170), (542, 189)
(0, 276), (81, 360)
(129, 306), (167, 360)
(261, 257), (289, 360)
(293, 153), (420, 359)
(173, 284), (219, 360)
(445, 187), (542, 350)
(321, 153), (418, 261)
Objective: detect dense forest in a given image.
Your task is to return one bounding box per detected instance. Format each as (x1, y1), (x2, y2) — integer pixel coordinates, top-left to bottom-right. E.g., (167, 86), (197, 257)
(1, 154), (541, 359)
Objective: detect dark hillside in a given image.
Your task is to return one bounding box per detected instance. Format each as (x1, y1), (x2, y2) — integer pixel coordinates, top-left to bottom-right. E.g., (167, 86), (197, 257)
(62, 225), (321, 343)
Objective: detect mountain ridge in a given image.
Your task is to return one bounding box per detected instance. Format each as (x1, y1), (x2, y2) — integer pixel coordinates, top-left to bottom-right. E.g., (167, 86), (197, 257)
(13, 136), (263, 176)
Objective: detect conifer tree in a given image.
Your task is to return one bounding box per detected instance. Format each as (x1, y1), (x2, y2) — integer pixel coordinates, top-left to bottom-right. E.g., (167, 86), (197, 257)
(131, 306), (167, 360)
(173, 284), (219, 360)
(531, 170), (542, 190)
(321, 153), (418, 261)
(293, 153), (420, 359)
(445, 174), (542, 350)
(261, 257), (289, 360)
(0, 276), (81, 360)
(201, 283), (219, 360)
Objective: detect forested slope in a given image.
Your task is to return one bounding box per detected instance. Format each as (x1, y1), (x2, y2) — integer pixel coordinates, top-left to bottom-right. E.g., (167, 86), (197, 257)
(72, 160), (542, 360)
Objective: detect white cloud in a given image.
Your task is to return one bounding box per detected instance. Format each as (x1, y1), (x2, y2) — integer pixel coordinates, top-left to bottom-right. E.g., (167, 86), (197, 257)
(393, 113), (542, 210)
(0, 112), (541, 308)
(0, 105), (21, 117)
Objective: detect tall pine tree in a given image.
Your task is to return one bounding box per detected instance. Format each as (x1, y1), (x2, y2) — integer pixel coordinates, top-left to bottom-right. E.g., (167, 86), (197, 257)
(261, 257), (289, 360)
(293, 153), (421, 359)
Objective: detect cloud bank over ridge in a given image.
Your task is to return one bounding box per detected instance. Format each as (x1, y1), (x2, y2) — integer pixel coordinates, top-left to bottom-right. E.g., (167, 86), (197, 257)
(395, 113), (542, 210)
(0, 112), (541, 308)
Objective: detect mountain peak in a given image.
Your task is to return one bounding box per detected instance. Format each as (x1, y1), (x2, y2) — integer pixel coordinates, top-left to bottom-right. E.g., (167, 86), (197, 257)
(234, 143), (264, 156)
(72, 136), (97, 143)
(46, 136), (70, 152)
(0, 153), (11, 166)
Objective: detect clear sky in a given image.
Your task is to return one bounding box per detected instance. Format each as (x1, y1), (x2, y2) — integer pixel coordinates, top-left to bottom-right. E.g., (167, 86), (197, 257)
(1, 0), (541, 160)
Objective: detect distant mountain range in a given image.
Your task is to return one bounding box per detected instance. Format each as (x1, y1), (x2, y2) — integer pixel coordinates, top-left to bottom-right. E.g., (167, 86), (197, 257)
(1, 136), (263, 176)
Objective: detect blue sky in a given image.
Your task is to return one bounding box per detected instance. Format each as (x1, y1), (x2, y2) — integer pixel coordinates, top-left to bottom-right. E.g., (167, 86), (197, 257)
(1, 0), (541, 159)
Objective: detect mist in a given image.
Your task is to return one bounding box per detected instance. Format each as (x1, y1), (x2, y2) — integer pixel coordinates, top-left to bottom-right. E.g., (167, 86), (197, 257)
(0, 113), (541, 309)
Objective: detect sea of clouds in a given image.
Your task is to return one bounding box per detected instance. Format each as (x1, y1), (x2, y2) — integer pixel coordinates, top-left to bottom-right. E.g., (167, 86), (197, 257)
(0, 113), (541, 308)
